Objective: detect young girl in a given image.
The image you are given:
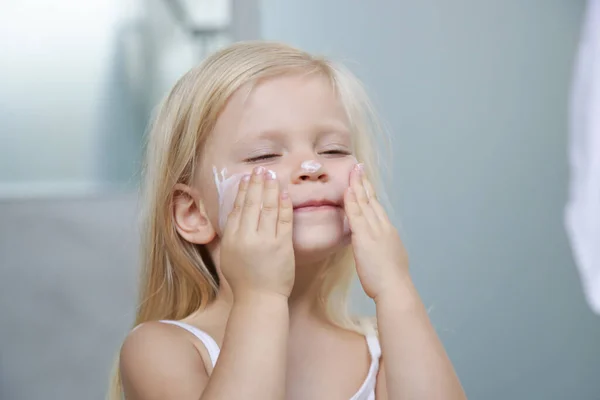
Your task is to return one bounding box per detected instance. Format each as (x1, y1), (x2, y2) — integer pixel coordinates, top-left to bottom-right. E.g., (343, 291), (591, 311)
(110, 41), (466, 400)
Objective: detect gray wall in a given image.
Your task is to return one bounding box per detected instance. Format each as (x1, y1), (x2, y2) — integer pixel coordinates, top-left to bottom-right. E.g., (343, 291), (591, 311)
(261, 1), (600, 399)
(0, 195), (140, 400)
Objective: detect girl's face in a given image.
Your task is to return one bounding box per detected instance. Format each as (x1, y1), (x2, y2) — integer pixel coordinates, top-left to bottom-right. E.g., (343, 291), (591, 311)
(199, 73), (357, 260)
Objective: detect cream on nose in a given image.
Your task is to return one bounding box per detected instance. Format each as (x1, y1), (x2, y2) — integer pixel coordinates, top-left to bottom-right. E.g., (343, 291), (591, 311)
(300, 160), (322, 173)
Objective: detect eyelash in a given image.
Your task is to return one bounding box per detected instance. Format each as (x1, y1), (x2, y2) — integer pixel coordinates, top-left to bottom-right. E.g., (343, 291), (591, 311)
(244, 154), (280, 163)
(321, 150), (351, 156)
(244, 150), (351, 163)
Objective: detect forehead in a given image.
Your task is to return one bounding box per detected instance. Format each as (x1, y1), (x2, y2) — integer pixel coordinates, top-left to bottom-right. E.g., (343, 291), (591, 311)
(209, 73), (351, 148)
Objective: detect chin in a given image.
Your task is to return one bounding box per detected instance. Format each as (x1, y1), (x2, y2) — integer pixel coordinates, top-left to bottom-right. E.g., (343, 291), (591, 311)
(292, 224), (350, 262)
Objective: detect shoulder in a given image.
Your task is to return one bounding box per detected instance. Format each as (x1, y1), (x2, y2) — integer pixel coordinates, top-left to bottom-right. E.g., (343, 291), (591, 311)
(119, 321), (209, 400)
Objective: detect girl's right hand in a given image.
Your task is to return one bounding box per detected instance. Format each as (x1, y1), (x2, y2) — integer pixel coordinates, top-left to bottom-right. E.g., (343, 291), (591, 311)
(219, 166), (295, 300)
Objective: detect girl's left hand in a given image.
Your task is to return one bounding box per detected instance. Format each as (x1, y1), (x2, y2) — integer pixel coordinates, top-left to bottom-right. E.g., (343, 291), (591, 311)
(344, 163), (410, 301)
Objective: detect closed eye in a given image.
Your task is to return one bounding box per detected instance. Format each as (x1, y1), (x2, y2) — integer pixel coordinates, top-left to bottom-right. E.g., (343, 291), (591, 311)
(320, 150), (352, 156)
(244, 154), (280, 163)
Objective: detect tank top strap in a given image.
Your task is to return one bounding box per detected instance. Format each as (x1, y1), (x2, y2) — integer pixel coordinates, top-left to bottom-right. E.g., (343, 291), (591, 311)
(362, 320), (382, 360)
(159, 320), (220, 366)
(348, 321), (381, 400)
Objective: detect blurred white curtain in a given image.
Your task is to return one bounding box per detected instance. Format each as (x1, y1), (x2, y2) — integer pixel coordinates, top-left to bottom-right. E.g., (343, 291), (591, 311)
(566, 0), (600, 314)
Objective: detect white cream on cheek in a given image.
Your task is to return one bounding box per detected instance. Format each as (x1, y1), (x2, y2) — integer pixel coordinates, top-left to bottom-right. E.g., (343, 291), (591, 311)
(212, 166), (279, 234)
(212, 166), (246, 233)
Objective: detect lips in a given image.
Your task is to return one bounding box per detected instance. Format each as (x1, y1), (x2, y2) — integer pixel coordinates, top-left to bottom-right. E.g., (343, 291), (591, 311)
(293, 199), (341, 210)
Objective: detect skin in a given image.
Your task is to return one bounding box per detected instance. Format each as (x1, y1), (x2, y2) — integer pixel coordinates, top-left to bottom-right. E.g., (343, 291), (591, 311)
(119, 73), (467, 399)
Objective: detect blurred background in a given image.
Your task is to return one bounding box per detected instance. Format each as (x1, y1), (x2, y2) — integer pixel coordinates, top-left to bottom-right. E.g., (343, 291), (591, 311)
(1, 0), (599, 399)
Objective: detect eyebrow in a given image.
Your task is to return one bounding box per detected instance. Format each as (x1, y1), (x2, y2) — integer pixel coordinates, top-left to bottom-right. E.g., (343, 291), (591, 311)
(314, 120), (351, 135)
(243, 129), (283, 141)
(248, 123), (350, 139)
(232, 118), (352, 145)
(229, 130), (281, 151)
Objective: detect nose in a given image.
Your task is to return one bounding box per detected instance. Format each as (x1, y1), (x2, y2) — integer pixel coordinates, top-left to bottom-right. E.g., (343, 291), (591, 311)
(292, 159), (329, 183)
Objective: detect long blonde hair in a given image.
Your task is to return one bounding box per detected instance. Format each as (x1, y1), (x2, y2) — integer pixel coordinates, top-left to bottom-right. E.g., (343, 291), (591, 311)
(108, 40), (389, 399)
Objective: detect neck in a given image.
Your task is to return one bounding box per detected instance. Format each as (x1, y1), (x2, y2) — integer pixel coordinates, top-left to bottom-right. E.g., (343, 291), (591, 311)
(287, 257), (330, 318)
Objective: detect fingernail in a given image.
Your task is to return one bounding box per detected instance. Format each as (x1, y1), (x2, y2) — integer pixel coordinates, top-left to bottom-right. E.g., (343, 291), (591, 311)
(355, 163), (364, 173)
(254, 166), (265, 175)
(266, 169), (277, 180)
(242, 174), (251, 182)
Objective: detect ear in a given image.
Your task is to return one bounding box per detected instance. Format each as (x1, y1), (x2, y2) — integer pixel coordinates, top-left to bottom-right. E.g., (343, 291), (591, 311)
(172, 183), (216, 245)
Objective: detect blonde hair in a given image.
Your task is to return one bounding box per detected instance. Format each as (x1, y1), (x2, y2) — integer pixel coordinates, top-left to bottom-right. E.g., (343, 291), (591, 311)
(108, 40), (390, 399)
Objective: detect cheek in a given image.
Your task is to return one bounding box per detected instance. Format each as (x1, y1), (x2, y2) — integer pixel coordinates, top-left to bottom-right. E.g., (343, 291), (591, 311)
(326, 157), (357, 189)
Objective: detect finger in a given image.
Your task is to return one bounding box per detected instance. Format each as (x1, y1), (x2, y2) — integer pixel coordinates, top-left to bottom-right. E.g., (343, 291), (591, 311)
(225, 173), (251, 231)
(258, 170), (279, 235)
(360, 173), (389, 223)
(344, 186), (367, 232)
(277, 189), (294, 237)
(361, 173), (377, 201)
(351, 165), (379, 229)
(240, 166), (266, 232)
(367, 195), (389, 226)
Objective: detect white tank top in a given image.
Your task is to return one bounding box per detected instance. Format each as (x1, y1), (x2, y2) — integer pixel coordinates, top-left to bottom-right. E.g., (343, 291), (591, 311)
(160, 320), (381, 400)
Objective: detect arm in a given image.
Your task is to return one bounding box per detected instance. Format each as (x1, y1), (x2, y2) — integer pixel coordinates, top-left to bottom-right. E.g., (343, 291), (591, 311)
(375, 274), (467, 400)
(343, 164), (466, 399)
(202, 293), (289, 399)
(120, 294), (289, 400)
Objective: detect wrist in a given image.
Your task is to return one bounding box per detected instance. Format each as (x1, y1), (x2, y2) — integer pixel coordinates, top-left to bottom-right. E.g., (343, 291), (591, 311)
(233, 289), (289, 308)
(374, 272), (421, 310)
